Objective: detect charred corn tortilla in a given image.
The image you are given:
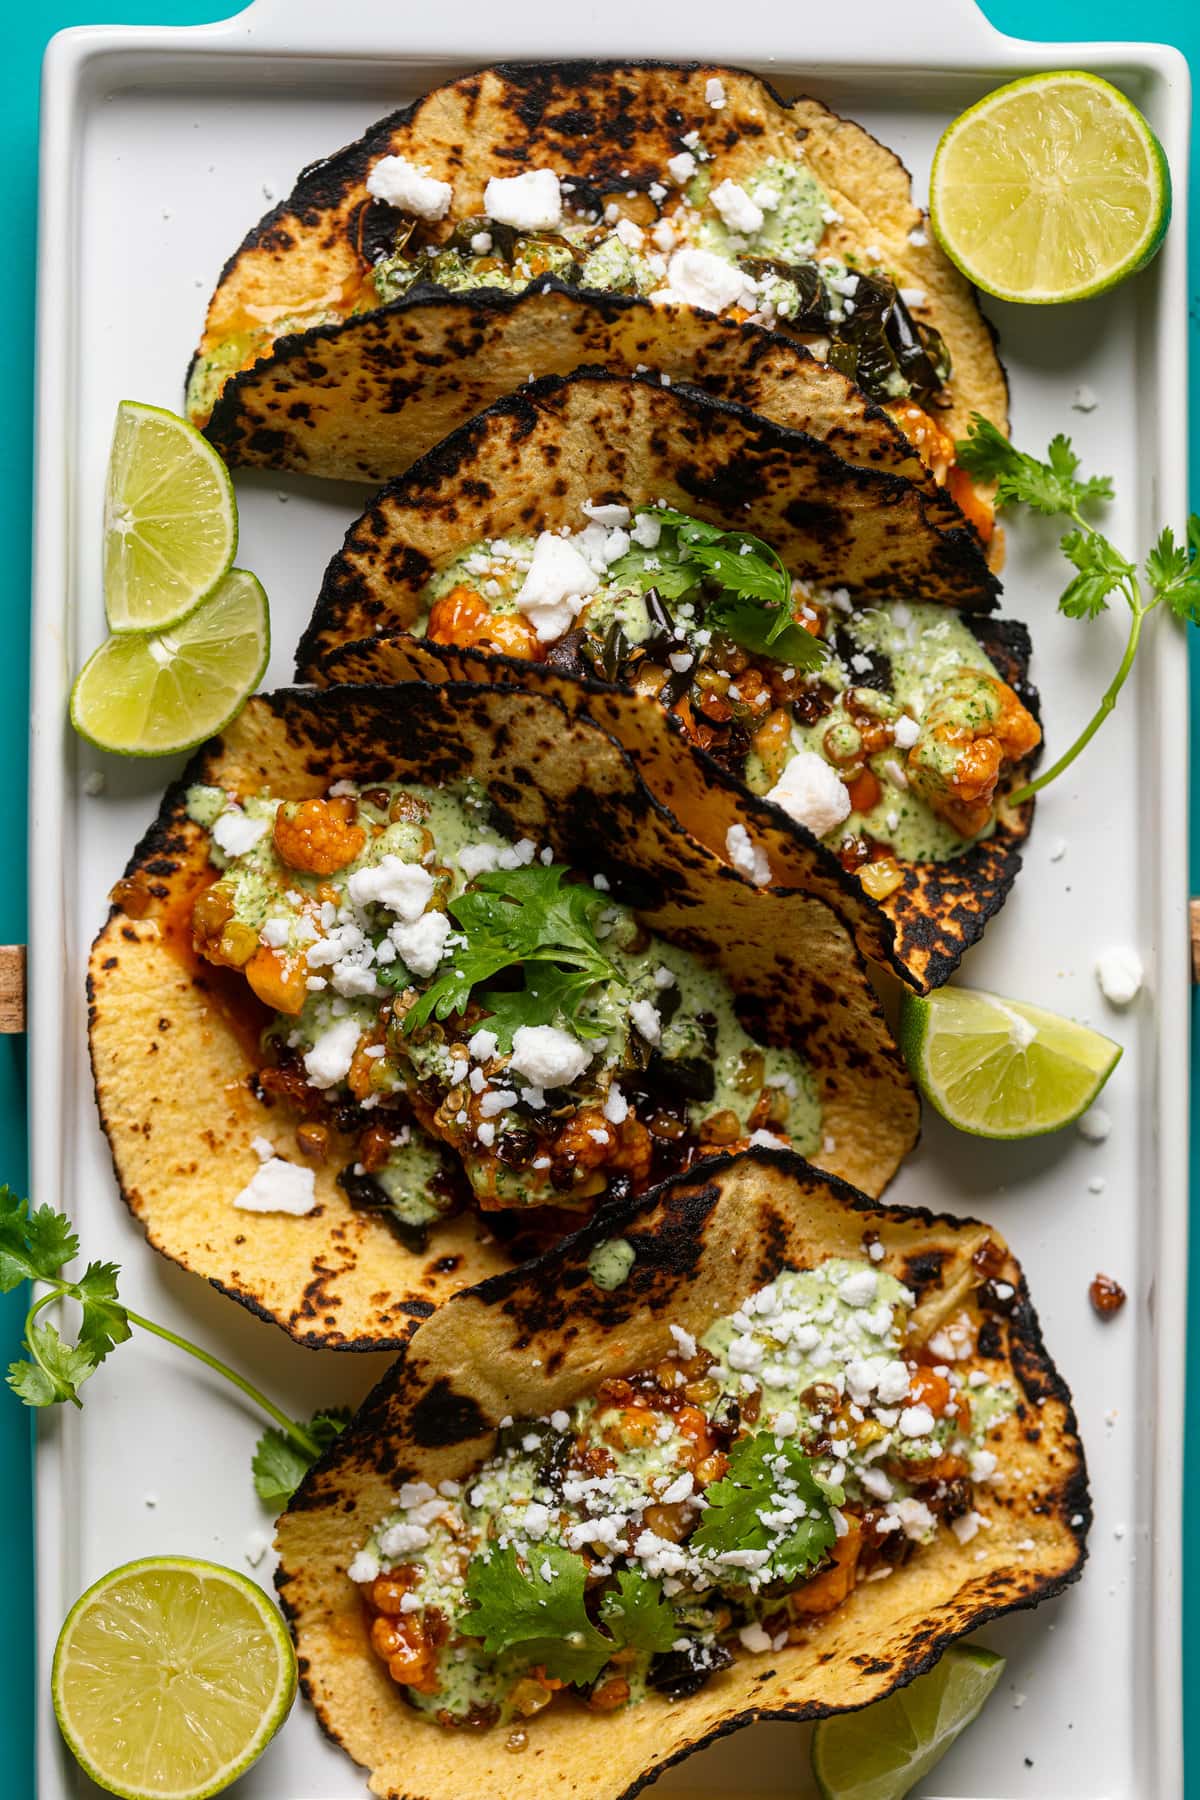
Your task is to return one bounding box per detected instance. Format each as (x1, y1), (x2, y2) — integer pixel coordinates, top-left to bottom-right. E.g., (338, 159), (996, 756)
(88, 685), (918, 1350)
(301, 374), (1035, 992)
(275, 1148), (1088, 1800)
(188, 61), (1006, 502)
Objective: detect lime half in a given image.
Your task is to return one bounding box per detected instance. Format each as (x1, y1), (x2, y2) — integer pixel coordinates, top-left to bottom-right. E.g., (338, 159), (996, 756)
(900, 984), (1121, 1139)
(104, 401), (238, 633)
(812, 1644), (1005, 1800)
(930, 71), (1170, 303)
(52, 1555), (296, 1800)
(71, 568), (269, 756)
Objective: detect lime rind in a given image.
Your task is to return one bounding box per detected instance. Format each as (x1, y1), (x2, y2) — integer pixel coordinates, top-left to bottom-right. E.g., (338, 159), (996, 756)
(930, 71), (1171, 305)
(104, 400), (238, 635)
(900, 985), (1122, 1140)
(52, 1554), (296, 1800)
(71, 568), (270, 758)
(812, 1644), (1005, 1800)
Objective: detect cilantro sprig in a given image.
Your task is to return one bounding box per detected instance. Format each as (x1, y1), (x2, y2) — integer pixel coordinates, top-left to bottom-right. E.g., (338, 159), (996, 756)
(689, 1431), (836, 1581)
(0, 1187), (344, 1506)
(463, 1544), (676, 1686)
(610, 508), (827, 671)
(957, 416), (1200, 800)
(401, 863), (619, 1043)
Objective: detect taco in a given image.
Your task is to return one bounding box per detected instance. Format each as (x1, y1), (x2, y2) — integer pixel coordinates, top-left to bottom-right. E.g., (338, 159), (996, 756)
(302, 374), (1038, 991)
(275, 1148), (1088, 1799)
(88, 684), (918, 1350)
(187, 60), (1003, 540)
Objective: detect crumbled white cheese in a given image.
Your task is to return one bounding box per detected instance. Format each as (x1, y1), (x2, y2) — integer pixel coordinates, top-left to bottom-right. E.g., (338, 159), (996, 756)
(1094, 945), (1143, 1007)
(233, 1157), (317, 1216)
(303, 1017), (361, 1089)
(898, 1403), (935, 1438)
(212, 808), (268, 858)
(1077, 1105), (1112, 1144)
(725, 822), (771, 887)
(667, 150), (697, 185)
(614, 216), (645, 250)
(669, 1323), (697, 1361)
(478, 1088), (518, 1119)
(515, 532), (600, 641)
(705, 75), (727, 109)
(631, 512), (663, 549)
(470, 230), (493, 255)
(738, 1621), (771, 1653)
(347, 855), (435, 921)
(508, 1023), (592, 1089)
(366, 155), (453, 221)
(629, 999), (662, 1044)
(893, 714), (920, 749)
(660, 247), (756, 315)
(582, 500), (631, 528)
(389, 909), (452, 977)
(765, 750), (851, 838)
(468, 1028), (499, 1062)
(710, 178), (763, 236)
(348, 1549), (380, 1584)
(603, 1083), (629, 1125)
(458, 842), (501, 880)
(260, 916), (290, 948)
(484, 169), (562, 230)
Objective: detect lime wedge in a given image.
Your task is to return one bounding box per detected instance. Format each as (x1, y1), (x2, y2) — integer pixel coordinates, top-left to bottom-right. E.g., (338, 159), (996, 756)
(71, 568), (269, 756)
(900, 984), (1121, 1139)
(930, 71), (1171, 303)
(52, 1555), (296, 1800)
(812, 1644), (1005, 1800)
(104, 400), (238, 633)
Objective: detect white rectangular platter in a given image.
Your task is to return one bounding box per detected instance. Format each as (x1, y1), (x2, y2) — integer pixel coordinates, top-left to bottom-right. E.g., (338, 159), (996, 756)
(30, 2), (1191, 1795)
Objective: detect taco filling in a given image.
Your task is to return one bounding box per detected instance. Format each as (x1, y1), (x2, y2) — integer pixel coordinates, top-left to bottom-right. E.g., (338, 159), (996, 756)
(348, 1246), (1016, 1733)
(184, 777), (819, 1242)
(414, 507), (1040, 891)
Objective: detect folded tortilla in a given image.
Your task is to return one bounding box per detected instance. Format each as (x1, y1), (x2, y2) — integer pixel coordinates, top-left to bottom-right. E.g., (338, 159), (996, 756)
(301, 373), (1034, 991)
(275, 1147), (1088, 1800)
(187, 61), (1005, 510)
(88, 685), (918, 1350)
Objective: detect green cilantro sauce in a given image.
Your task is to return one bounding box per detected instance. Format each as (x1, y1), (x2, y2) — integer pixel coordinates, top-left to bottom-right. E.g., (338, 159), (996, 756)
(587, 1237), (636, 1290)
(187, 778), (819, 1230)
(351, 1257), (1015, 1729)
(417, 525), (1014, 867)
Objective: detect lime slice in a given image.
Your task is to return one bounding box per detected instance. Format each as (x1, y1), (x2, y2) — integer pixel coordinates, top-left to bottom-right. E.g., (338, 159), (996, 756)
(52, 1555), (296, 1800)
(104, 401), (238, 633)
(71, 569), (269, 756)
(812, 1644), (1005, 1800)
(900, 984), (1121, 1139)
(930, 71), (1171, 303)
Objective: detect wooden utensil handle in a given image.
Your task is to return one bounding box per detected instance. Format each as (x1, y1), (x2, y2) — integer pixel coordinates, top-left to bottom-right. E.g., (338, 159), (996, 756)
(0, 945), (25, 1033)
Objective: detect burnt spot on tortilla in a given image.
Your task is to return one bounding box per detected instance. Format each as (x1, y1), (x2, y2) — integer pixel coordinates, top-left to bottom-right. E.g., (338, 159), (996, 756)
(408, 1379), (491, 1447)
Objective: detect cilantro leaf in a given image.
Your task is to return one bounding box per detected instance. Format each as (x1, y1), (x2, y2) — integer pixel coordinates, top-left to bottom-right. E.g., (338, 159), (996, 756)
(72, 1261), (132, 1366)
(8, 1321), (97, 1407)
(607, 543), (703, 601)
(612, 509), (827, 670)
(479, 964), (611, 1053)
(706, 593), (826, 670)
(464, 1544), (614, 1685)
(405, 865), (618, 1034)
(956, 415), (1114, 516)
(689, 1432), (835, 1583)
(1058, 530), (1134, 619)
(1146, 518), (1200, 625)
(252, 1407), (351, 1508)
(0, 1190), (79, 1292)
(600, 1570), (678, 1655)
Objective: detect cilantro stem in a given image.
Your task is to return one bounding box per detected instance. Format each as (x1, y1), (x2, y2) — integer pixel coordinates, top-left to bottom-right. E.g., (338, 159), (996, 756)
(25, 1287), (81, 1406)
(1009, 590), (1146, 803)
(123, 1308), (321, 1459)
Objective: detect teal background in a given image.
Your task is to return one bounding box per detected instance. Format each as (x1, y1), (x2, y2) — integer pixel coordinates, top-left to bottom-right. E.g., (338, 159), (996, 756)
(0, 2), (1193, 1793)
